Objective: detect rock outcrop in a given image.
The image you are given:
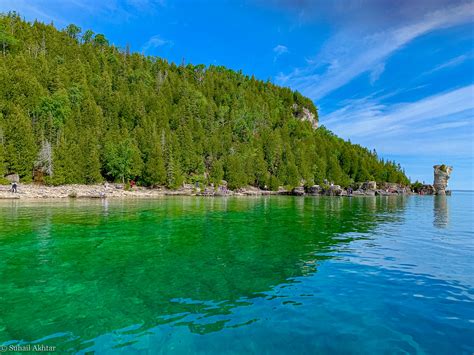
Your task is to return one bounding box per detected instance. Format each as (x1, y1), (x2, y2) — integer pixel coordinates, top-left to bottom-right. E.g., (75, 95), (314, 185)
(433, 165), (453, 195)
(306, 185), (321, 195)
(0, 180), (413, 200)
(291, 186), (305, 196)
(361, 181), (377, 190)
(324, 185), (343, 196)
(292, 104), (318, 129)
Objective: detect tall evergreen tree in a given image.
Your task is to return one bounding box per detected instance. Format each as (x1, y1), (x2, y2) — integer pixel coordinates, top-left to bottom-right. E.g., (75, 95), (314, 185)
(0, 13), (410, 188)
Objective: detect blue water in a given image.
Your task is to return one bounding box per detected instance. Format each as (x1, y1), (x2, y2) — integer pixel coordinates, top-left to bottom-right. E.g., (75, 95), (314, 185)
(0, 193), (473, 354)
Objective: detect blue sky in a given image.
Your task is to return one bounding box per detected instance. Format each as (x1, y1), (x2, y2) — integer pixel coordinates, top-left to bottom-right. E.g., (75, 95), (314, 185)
(1, 0), (473, 189)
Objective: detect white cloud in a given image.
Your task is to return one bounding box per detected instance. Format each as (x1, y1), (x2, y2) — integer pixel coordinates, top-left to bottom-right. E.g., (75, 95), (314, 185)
(141, 34), (173, 53)
(273, 44), (288, 55)
(422, 53), (471, 76)
(0, 0), (66, 25)
(273, 44), (288, 62)
(323, 85), (474, 156)
(276, 2), (474, 100)
(369, 63), (385, 85)
(0, 0), (166, 26)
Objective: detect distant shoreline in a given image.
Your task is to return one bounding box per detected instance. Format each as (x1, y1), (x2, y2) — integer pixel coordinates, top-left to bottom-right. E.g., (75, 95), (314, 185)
(0, 183), (418, 200)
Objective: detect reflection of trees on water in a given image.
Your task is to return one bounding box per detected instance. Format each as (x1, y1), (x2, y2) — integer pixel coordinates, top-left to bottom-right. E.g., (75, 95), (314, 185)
(433, 195), (449, 229)
(0, 196), (407, 350)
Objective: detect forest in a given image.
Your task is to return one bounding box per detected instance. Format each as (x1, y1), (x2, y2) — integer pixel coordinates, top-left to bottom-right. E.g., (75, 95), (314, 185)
(0, 13), (409, 189)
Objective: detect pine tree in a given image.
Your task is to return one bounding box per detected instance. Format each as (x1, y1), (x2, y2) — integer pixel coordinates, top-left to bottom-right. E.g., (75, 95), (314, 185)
(0, 14), (410, 187)
(3, 106), (36, 181)
(143, 142), (166, 186)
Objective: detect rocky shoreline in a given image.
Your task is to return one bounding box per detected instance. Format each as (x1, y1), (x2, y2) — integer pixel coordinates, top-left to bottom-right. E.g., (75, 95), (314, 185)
(0, 181), (414, 200)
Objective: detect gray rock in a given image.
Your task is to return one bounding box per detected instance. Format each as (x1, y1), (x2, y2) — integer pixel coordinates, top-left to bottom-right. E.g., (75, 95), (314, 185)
(361, 181), (377, 190)
(324, 185), (343, 196)
(200, 187), (215, 196)
(292, 186), (305, 196)
(292, 104), (318, 129)
(306, 185), (321, 195)
(433, 164), (453, 195)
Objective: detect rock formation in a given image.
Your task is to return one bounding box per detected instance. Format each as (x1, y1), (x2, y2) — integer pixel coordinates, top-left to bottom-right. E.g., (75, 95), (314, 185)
(361, 181), (377, 190)
(433, 165), (453, 195)
(306, 185), (321, 195)
(292, 186), (305, 196)
(292, 104), (318, 129)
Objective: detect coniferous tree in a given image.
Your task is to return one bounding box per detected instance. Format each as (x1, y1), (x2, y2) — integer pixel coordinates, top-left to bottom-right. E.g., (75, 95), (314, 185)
(4, 107), (36, 181)
(143, 142), (166, 186)
(0, 13), (410, 188)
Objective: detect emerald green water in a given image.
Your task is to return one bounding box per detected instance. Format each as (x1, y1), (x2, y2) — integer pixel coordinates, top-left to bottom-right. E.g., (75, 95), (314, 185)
(1, 195), (473, 354)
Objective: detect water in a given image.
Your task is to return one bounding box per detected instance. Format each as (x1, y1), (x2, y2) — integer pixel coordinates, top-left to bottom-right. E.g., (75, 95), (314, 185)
(0, 193), (473, 354)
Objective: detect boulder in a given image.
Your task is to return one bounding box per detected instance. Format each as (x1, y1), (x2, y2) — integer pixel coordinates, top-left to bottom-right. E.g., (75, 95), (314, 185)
(292, 186), (305, 196)
(361, 181), (377, 190)
(419, 184), (435, 195)
(306, 185), (321, 195)
(324, 185), (343, 196)
(200, 187), (215, 196)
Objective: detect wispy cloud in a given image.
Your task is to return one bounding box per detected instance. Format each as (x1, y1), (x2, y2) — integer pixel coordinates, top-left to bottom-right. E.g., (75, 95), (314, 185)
(276, 2), (474, 100)
(0, 0), (67, 25)
(126, 0), (165, 8)
(422, 53), (472, 76)
(273, 44), (288, 62)
(0, 0), (166, 26)
(141, 34), (173, 53)
(369, 63), (385, 85)
(273, 44), (288, 55)
(323, 85), (474, 156)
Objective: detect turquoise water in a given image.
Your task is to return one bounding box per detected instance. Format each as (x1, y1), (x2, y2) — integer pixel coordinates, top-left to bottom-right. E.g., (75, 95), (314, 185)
(0, 194), (473, 354)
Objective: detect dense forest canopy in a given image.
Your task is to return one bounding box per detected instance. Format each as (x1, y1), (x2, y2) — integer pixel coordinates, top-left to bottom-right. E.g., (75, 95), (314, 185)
(0, 13), (409, 189)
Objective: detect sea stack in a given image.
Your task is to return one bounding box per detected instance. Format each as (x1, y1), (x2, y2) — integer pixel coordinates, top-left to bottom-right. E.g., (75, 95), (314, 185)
(433, 165), (453, 195)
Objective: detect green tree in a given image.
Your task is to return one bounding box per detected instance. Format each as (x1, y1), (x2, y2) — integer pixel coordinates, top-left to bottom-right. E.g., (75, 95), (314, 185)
(0, 27), (18, 55)
(209, 158), (224, 185)
(143, 143), (166, 186)
(0, 14), (410, 189)
(82, 29), (94, 43)
(93, 34), (108, 47)
(225, 153), (247, 189)
(64, 24), (81, 40)
(104, 138), (143, 183)
(3, 107), (36, 181)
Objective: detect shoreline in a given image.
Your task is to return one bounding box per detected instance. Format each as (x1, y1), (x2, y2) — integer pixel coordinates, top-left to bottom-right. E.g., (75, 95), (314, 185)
(0, 183), (415, 200)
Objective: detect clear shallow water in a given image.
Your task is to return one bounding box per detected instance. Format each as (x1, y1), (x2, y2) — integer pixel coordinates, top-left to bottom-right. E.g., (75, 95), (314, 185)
(0, 194), (473, 354)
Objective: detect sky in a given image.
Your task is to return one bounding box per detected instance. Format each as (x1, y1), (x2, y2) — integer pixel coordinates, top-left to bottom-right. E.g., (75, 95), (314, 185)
(1, 0), (473, 189)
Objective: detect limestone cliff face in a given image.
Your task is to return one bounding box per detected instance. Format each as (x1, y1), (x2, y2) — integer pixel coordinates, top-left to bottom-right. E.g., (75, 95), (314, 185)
(433, 165), (453, 195)
(292, 104), (318, 129)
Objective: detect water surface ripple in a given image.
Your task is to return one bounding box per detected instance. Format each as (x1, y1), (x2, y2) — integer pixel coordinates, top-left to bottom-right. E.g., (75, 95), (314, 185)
(0, 193), (473, 354)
